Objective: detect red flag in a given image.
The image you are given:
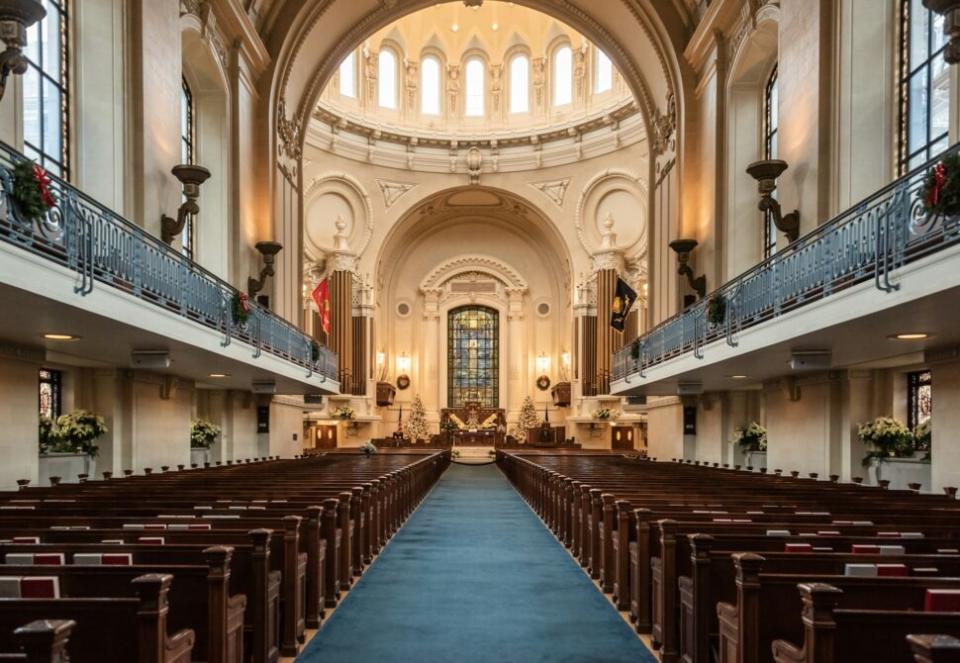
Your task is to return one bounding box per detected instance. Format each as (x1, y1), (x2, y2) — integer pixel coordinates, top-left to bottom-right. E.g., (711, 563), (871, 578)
(311, 278), (331, 335)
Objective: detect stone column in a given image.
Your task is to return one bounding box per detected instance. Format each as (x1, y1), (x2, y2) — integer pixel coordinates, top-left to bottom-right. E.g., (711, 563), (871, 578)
(506, 287), (527, 420)
(591, 215), (626, 396)
(328, 218), (357, 393)
(420, 288), (442, 417)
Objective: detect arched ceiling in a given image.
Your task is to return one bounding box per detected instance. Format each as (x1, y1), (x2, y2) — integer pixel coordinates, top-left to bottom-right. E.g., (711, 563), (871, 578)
(262, 0), (694, 154)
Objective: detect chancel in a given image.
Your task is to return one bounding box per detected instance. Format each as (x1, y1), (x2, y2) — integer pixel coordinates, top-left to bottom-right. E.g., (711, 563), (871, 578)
(0, 0), (960, 661)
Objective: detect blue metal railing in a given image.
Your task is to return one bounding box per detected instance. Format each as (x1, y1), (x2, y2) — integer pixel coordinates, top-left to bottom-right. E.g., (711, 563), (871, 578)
(613, 144), (960, 384)
(0, 141), (338, 383)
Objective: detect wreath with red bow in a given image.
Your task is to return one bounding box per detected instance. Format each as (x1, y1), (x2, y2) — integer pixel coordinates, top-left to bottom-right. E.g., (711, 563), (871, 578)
(12, 160), (57, 222)
(231, 292), (251, 325)
(920, 153), (960, 218)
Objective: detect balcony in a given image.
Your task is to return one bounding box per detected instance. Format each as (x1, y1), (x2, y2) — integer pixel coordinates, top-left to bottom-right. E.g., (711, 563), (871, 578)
(612, 145), (960, 395)
(0, 141), (338, 394)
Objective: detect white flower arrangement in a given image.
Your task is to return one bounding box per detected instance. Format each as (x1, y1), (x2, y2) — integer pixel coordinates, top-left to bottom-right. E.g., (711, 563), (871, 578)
(858, 416), (914, 465)
(360, 440), (377, 456)
(592, 408), (618, 421)
(732, 422), (767, 452)
(334, 406), (355, 420)
(914, 419), (931, 450)
(53, 410), (108, 457)
(191, 419), (221, 449)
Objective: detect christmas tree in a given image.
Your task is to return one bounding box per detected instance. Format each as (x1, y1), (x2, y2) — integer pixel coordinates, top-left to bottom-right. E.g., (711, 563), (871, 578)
(406, 394), (430, 442)
(512, 396), (540, 440)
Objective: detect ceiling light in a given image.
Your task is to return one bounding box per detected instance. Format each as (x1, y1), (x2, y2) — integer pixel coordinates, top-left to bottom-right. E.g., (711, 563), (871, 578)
(890, 333), (930, 340)
(451, 22), (459, 32)
(491, 22), (498, 30)
(208, 373), (229, 378)
(729, 375), (748, 379)
(44, 333), (78, 341)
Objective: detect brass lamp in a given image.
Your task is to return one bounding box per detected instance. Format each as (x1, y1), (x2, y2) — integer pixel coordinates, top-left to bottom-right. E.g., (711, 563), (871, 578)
(746, 159), (800, 242)
(0, 0), (45, 103)
(248, 241), (283, 297)
(161, 164), (211, 244)
(924, 0), (960, 64)
(668, 238), (706, 299)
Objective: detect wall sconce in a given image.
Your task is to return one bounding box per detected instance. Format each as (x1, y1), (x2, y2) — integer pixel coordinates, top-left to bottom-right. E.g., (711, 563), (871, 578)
(559, 351), (571, 381)
(746, 159), (800, 243)
(668, 238), (706, 300)
(375, 351), (387, 382)
(396, 352), (411, 390)
(161, 164), (211, 244)
(924, 1), (960, 63)
(0, 1), (45, 103)
(248, 241), (283, 298)
(535, 353), (551, 375)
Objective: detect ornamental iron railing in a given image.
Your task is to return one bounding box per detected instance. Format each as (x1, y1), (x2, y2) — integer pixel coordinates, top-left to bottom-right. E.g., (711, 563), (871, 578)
(613, 143), (960, 384)
(0, 141), (338, 383)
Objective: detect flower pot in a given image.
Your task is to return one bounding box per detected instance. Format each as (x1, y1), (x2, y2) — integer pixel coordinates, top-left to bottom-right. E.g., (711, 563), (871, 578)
(38, 452), (95, 487)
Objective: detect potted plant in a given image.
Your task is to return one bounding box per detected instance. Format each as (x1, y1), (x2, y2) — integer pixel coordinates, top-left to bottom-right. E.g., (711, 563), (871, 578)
(859, 416), (927, 488)
(191, 419), (220, 466)
(39, 410), (106, 485)
(360, 441), (377, 457)
(732, 421), (767, 467)
(440, 418), (459, 444)
(334, 406), (355, 421)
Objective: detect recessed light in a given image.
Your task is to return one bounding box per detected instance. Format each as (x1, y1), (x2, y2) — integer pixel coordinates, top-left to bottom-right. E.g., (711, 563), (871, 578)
(451, 22), (459, 32)
(729, 375), (748, 379)
(890, 333), (930, 340)
(208, 373), (229, 379)
(44, 333), (78, 341)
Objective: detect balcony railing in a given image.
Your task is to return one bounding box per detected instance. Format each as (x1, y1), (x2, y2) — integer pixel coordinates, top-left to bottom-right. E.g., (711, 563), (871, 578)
(0, 141), (338, 384)
(613, 144), (960, 384)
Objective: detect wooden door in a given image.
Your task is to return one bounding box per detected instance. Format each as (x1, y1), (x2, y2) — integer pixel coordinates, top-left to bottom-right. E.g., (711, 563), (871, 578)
(611, 426), (634, 450)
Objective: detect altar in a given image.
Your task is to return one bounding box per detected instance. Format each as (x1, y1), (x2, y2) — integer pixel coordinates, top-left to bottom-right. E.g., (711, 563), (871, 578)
(442, 402), (506, 446)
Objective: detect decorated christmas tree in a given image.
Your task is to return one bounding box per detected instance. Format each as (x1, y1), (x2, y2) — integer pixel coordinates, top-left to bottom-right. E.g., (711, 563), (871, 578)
(512, 396), (540, 441)
(406, 394), (430, 442)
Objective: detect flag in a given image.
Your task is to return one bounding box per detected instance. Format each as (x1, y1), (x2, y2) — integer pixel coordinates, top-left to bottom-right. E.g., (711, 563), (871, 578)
(311, 278), (331, 335)
(610, 276), (637, 331)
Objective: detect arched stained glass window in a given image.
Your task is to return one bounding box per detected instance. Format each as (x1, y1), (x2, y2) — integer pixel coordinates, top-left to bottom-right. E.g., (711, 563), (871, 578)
(509, 54), (529, 113)
(448, 306), (499, 408)
(378, 48), (398, 109)
(421, 55), (441, 115)
(465, 58), (485, 116)
(339, 50), (356, 98)
(553, 45), (572, 106)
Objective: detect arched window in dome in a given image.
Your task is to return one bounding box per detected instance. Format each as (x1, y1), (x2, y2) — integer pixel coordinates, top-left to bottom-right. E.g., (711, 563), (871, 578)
(378, 48), (398, 109)
(553, 45), (572, 106)
(509, 54), (529, 113)
(465, 58), (485, 116)
(596, 49), (613, 93)
(339, 50), (356, 98)
(421, 55), (441, 115)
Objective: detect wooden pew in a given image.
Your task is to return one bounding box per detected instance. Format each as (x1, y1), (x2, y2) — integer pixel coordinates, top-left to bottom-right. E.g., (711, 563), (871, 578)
(0, 619), (75, 663)
(0, 574), (194, 663)
(771, 583), (960, 663)
(907, 634), (960, 663)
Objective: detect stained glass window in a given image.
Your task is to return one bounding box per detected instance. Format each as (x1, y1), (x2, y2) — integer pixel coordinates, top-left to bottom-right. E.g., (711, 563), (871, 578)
(448, 306), (499, 408)
(907, 370), (932, 430)
(39, 369), (62, 419)
(763, 64), (779, 259)
(23, 0), (69, 179)
(898, 0), (949, 174)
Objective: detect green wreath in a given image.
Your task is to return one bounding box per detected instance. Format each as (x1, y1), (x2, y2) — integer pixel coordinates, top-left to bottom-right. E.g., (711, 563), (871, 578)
(232, 292), (251, 325)
(920, 153), (960, 219)
(12, 160), (57, 222)
(536, 375), (551, 391)
(706, 294), (727, 325)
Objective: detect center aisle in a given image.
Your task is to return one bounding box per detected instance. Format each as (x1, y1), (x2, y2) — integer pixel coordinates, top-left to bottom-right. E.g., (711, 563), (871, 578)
(297, 462), (657, 663)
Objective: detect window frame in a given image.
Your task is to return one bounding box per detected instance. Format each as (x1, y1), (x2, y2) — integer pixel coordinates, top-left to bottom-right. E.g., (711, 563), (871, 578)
(38, 368), (63, 420)
(897, 0), (950, 175)
(552, 44), (573, 107)
(508, 53), (530, 114)
(464, 57), (486, 117)
(595, 48), (613, 93)
(180, 75), (195, 260)
(907, 369), (932, 431)
(22, 0), (70, 180)
(447, 305), (500, 409)
(763, 63), (779, 260)
(420, 54), (442, 116)
(338, 49), (357, 98)
(378, 47), (399, 109)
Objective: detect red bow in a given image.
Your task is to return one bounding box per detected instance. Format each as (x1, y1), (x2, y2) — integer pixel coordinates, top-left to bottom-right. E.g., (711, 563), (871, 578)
(239, 292), (250, 313)
(928, 162), (947, 208)
(32, 164), (55, 209)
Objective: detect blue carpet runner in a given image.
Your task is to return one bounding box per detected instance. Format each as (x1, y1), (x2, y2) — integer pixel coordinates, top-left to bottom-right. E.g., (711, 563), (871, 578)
(297, 463), (657, 663)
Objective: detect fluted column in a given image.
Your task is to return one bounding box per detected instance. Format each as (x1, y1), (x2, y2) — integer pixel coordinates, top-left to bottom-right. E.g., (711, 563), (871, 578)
(592, 216), (626, 395)
(421, 288), (442, 415)
(506, 287), (527, 418)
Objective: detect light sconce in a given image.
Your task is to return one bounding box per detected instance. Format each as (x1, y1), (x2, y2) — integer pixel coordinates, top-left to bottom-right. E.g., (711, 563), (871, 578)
(535, 353), (551, 375)
(746, 159), (800, 243)
(0, 1), (45, 103)
(375, 351), (387, 382)
(924, 1), (960, 64)
(559, 351), (571, 381)
(668, 238), (706, 300)
(161, 164), (211, 244)
(248, 241), (283, 298)
(396, 352), (411, 390)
